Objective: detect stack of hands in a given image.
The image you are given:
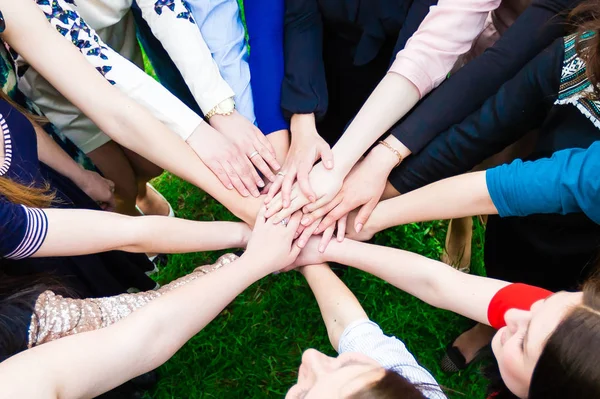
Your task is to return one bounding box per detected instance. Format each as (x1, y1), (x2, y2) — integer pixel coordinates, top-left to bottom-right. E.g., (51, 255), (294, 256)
(257, 115), (402, 253)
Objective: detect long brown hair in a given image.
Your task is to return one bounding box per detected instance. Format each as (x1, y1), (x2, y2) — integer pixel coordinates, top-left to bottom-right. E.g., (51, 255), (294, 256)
(527, 278), (600, 398)
(570, 0), (600, 98)
(0, 87), (54, 207)
(0, 178), (54, 208)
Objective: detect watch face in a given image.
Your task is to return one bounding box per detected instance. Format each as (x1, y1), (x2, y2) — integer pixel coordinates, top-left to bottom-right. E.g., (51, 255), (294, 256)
(218, 98), (235, 113)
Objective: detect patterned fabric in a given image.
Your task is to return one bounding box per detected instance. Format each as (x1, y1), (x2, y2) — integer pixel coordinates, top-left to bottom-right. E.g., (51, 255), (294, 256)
(555, 32), (600, 130)
(36, 0), (115, 84)
(154, 0), (195, 23)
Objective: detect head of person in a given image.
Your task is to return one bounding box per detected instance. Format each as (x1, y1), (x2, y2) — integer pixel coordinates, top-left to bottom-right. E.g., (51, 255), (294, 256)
(570, 0), (600, 99)
(490, 278), (600, 398)
(286, 349), (434, 398)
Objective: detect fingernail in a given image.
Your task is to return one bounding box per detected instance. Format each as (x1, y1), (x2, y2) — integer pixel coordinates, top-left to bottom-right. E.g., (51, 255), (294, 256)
(227, 184), (234, 190)
(264, 198), (270, 204)
(294, 231), (300, 239)
(356, 224), (363, 233)
(258, 180), (265, 187)
(298, 239), (306, 248)
(243, 190), (250, 197)
(272, 271), (280, 275)
(308, 196), (315, 203)
(301, 217), (310, 226)
(326, 161), (333, 168)
(283, 200), (289, 208)
(275, 162), (281, 170)
(319, 245), (325, 253)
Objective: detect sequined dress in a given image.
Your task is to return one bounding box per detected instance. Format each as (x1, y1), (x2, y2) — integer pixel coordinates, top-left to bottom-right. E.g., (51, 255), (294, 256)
(28, 254), (238, 348)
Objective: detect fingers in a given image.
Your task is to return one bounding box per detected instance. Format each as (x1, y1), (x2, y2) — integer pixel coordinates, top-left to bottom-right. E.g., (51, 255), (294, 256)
(294, 223), (306, 239)
(319, 143), (334, 170)
(281, 169), (297, 208)
(254, 127), (278, 156)
(271, 195), (308, 224)
(255, 205), (267, 226)
(264, 192), (284, 217)
(336, 214), (347, 242)
(313, 197), (356, 234)
(230, 157), (260, 197)
(208, 160), (235, 191)
(250, 144), (277, 183)
(296, 218), (320, 248)
(247, 156), (266, 190)
(302, 194), (336, 214)
(265, 174), (284, 204)
(300, 194), (342, 227)
(318, 224), (335, 252)
(355, 200), (378, 233)
(285, 211), (303, 237)
(296, 159), (316, 203)
(254, 132), (280, 171)
(223, 161), (250, 197)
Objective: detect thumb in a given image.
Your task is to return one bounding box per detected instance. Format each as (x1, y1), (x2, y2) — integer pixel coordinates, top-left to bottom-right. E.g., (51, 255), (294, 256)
(355, 200), (377, 233)
(320, 143), (334, 170)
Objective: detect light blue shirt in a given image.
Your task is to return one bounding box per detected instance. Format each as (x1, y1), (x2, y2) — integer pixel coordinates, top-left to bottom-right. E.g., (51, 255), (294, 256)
(185, 0), (256, 124)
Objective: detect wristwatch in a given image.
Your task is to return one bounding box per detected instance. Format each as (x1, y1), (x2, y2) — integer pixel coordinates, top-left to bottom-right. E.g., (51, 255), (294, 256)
(205, 97), (236, 119)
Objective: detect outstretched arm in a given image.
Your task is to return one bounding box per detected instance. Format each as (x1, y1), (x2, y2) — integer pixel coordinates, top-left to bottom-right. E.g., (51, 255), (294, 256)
(0, 208), (302, 399)
(300, 264), (368, 349)
(297, 238), (509, 325)
(0, 201), (249, 260)
(351, 141), (600, 239)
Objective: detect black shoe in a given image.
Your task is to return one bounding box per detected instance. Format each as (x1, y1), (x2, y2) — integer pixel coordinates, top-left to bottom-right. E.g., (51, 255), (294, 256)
(441, 341), (491, 372)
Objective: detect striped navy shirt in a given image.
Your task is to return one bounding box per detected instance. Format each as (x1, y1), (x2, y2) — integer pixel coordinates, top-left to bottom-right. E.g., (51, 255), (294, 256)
(1, 203), (48, 259)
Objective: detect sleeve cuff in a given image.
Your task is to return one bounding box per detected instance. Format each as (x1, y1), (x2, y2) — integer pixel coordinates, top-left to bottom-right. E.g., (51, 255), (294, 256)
(389, 56), (433, 98)
(486, 166), (513, 218)
(6, 206), (48, 260)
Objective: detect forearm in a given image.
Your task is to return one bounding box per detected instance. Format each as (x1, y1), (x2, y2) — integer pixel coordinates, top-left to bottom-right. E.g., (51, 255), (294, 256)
(369, 171), (496, 233)
(323, 239), (508, 324)
(34, 124), (87, 187)
(332, 73), (418, 176)
(1, 258), (264, 399)
(301, 264), (368, 350)
(37, 209), (249, 257)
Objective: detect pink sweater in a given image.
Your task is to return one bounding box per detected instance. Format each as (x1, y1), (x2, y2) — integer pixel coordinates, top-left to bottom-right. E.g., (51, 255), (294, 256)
(390, 0), (531, 97)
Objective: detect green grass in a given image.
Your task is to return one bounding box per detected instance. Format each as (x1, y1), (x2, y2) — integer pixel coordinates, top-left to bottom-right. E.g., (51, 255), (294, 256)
(144, 174), (489, 399)
(140, 7), (489, 395)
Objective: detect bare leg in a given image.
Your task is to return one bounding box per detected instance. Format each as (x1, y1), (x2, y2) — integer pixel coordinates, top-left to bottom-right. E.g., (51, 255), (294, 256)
(121, 147), (169, 216)
(87, 141), (139, 216)
(441, 217), (473, 272)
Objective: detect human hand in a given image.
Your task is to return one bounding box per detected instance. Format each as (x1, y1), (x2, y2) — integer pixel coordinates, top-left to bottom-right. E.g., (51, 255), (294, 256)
(244, 207), (303, 272)
(265, 113), (333, 207)
(210, 110), (281, 183)
(303, 144), (398, 236)
(77, 170), (116, 211)
(264, 161), (345, 223)
(187, 122), (266, 197)
(343, 210), (377, 241)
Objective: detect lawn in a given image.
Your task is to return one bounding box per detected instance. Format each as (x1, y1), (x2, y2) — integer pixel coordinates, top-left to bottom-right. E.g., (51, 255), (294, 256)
(146, 174), (489, 399)
(142, 3), (490, 396)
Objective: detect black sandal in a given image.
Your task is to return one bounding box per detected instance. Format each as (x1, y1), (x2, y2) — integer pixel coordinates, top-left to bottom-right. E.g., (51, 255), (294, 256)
(441, 337), (492, 372)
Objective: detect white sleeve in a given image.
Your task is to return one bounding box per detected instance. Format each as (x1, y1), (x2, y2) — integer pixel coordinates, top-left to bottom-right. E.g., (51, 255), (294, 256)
(35, 0), (203, 141)
(134, 0), (235, 113)
(338, 319), (447, 399)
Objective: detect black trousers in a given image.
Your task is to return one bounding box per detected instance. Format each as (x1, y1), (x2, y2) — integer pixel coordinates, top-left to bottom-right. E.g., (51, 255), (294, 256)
(484, 213), (600, 291)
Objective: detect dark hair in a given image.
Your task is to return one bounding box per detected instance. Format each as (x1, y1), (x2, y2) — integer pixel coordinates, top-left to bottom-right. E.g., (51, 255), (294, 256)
(570, 0), (600, 99)
(350, 370), (429, 399)
(528, 278), (600, 398)
(486, 278), (600, 399)
(0, 271), (67, 362)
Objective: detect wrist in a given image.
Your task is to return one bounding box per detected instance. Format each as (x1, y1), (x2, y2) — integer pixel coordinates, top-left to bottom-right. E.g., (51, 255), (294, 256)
(291, 113), (318, 136)
(366, 145), (401, 174)
(69, 166), (89, 189)
(237, 223), (252, 248)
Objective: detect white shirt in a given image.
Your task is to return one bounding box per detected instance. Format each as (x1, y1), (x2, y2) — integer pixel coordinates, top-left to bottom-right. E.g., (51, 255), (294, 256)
(19, 0), (235, 152)
(338, 319), (447, 399)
